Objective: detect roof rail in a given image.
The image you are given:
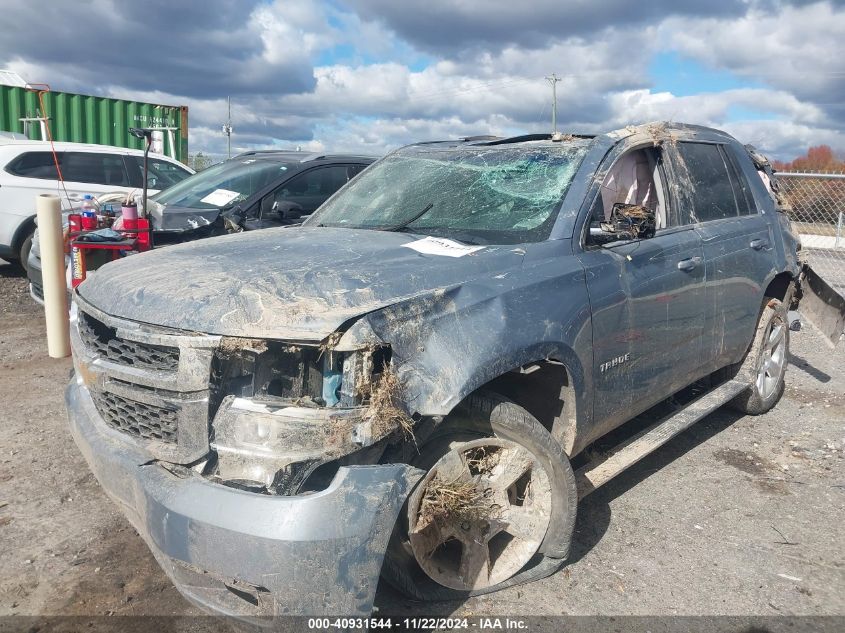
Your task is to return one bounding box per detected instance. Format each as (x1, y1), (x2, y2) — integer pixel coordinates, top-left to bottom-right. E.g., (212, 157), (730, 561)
(233, 149), (314, 158)
(233, 149), (288, 158)
(479, 133), (594, 146)
(481, 133), (552, 145)
(461, 135), (500, 142)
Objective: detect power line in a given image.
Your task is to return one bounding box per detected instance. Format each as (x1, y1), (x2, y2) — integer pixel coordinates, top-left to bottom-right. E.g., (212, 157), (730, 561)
(222, 96), (233, 159)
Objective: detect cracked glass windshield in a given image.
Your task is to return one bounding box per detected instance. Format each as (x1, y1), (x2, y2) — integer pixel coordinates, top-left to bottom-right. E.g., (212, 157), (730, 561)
(307, 143), (587, 244)
(152, 159), (296, 210)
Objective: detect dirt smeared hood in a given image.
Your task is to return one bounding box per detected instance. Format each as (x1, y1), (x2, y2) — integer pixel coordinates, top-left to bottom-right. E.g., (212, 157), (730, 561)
(77, 227), (525, 340)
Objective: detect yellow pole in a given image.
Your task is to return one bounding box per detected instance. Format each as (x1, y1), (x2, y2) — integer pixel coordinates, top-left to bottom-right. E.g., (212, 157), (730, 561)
(36, 194), (70, 358)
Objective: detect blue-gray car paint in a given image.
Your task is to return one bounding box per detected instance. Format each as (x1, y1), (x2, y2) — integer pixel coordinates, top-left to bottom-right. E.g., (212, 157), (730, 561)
(67, 122), (814, 617)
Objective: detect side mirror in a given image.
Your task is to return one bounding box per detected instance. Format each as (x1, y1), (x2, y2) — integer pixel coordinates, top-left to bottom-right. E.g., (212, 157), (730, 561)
(590, 203), (656, 244)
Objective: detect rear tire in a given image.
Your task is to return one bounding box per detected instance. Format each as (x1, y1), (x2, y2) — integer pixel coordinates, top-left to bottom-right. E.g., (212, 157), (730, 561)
(728, 298), (789, 415)
(381, 391), (577, 601)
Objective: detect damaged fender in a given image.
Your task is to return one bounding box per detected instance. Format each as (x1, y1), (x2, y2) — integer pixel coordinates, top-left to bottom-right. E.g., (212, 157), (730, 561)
(334, 239), (594, 433)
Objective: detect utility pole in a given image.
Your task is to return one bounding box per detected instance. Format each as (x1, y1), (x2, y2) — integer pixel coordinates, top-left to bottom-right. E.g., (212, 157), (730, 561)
(222, 96), (233, 159)
(545, 74), (561, 135)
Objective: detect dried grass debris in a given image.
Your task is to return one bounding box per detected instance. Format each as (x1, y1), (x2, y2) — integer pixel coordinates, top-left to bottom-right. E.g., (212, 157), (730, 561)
(417, 475), (494, 530)
(465, 445), (502, 475)
(218, 337), (268, 356)
(368, 363), (415, 443)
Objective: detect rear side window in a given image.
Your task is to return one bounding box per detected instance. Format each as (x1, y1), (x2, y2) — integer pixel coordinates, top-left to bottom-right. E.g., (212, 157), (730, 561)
(5, 151), (60, 179)
(62, 152), (130, 186)
(675, 142), (738, 223)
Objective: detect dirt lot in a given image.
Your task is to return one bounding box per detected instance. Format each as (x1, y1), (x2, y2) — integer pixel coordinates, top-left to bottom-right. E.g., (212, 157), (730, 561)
(1, 260), (843, 628)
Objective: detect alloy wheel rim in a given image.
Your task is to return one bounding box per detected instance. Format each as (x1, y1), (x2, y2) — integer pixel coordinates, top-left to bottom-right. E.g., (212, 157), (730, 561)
(756, 320), (786, 400)
(407, 438), (553, 591)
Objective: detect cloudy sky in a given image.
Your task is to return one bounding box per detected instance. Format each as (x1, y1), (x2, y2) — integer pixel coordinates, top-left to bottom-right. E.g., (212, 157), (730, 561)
(1, 0), (843, 160)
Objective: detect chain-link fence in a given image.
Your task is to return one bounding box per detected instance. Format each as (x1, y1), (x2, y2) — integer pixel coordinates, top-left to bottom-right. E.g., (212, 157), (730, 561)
(777, 171), (845, 293)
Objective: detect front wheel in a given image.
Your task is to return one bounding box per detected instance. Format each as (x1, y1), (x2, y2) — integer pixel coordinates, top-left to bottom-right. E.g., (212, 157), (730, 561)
(382, 392), (577, 601)
(728, 298), (789, 415)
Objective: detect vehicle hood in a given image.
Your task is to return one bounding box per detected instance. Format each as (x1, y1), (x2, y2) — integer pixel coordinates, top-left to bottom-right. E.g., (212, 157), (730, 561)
(149, 204), (222, 232)
(77, 227), (526, 340)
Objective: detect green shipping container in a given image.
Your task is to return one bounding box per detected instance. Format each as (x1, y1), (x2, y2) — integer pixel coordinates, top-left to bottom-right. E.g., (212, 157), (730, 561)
(0, 85), (188, 164)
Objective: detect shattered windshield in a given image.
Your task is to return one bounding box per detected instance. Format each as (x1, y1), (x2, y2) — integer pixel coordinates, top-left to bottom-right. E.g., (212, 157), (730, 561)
(306, 144), (587, 244)
(152, 159), (296, 210)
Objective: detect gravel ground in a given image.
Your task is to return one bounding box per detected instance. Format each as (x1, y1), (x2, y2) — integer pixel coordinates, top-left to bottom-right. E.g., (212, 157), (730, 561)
(0, 259), (843, 629)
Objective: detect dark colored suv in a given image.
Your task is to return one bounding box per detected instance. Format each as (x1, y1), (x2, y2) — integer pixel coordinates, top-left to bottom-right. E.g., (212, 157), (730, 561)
(147, 150), (375, 238)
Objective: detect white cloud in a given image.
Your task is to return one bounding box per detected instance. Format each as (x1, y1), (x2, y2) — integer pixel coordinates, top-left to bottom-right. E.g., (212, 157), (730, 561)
(251, 0), (338, 63)
(605, 87), (825, 129)
(661, 2), (845, 116)
(722, 119), (845, 159)
(2, 1), (842, 162)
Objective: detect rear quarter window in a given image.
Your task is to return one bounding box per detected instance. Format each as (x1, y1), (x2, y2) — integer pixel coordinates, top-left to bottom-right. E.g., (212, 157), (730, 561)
(722, 148), (756, 216)
(5, 151), (60, 179)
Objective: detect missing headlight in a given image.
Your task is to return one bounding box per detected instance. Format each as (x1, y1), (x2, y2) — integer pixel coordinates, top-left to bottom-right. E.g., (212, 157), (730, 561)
(337, 346), (392, 407)
(211, 339), (324, 409)
(211, 338), (391, 409)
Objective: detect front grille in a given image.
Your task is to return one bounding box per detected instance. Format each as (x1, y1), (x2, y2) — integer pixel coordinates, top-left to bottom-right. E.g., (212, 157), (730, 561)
(31, 282), (44, 301)
(92, 390), (179, 443)
(79, 312), (179, 371)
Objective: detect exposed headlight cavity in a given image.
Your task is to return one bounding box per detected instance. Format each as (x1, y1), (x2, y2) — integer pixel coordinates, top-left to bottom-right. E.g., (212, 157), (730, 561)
(211, 338), (390, 408)
(208, 338), (393, 494)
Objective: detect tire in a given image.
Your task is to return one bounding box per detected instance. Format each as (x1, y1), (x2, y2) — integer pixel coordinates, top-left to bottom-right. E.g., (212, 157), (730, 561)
(727, 298), (789, 415)
(16, 227), (35, 272)
(381, 391), (577, 601)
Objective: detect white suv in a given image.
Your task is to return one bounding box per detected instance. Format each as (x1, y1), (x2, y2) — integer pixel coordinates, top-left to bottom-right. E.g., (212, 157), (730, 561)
(0, 139), (193, 269)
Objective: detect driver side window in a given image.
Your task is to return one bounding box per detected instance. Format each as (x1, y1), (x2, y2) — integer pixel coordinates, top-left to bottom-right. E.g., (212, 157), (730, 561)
(586, 147), (667, 245)
(599, 148), (664, 223)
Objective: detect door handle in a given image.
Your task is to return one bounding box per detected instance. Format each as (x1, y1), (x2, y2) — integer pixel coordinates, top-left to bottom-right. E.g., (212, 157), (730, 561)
(677, 257), (700, 272)
(750, 239), (768, 250)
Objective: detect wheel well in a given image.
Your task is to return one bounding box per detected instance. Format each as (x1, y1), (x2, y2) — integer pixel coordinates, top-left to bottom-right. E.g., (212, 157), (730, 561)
(764, 272), (794, 302)
(482, 360), (578, 456)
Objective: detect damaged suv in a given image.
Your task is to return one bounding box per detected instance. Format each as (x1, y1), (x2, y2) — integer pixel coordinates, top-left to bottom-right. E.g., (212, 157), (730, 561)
(65, 123), (844, 618)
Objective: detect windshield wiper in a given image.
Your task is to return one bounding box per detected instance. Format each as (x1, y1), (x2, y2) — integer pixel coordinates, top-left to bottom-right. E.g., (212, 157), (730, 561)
(378, 202), (434, 232)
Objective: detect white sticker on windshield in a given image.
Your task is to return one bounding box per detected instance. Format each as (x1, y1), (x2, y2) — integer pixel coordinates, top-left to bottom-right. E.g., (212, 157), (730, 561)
(200, 188), (240, 206)
(402, 236), (484, 258)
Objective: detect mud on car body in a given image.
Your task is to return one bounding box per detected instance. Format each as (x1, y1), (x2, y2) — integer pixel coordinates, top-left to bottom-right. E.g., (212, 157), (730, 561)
(65, 123), (845, 618)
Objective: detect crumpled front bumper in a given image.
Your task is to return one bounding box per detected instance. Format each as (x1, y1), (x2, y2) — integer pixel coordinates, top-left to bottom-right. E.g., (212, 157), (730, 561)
(65, 377), (423, 618)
